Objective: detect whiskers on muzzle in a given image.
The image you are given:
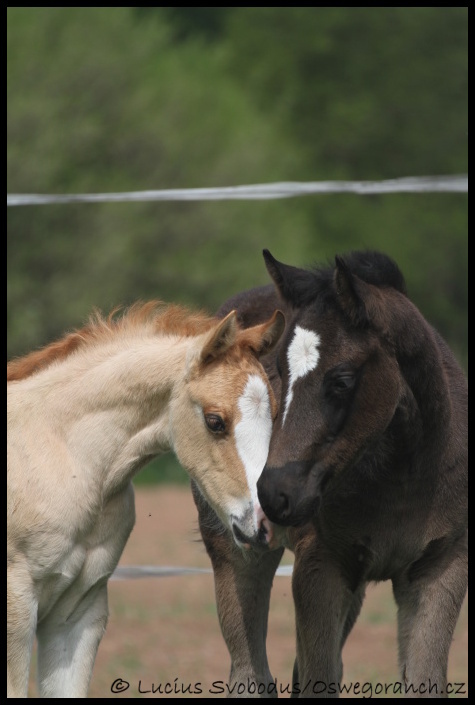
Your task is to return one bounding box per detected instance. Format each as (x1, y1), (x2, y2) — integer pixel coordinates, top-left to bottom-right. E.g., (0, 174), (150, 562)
(231, 505), (276, 551)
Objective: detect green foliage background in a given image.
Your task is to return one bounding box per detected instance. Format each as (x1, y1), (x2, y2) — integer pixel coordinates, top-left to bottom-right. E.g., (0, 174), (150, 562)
(7, 8), (467, 484)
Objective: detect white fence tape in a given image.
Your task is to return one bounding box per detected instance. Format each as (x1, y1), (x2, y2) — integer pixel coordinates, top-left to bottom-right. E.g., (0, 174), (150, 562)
(111, 564), (293, 580)
(7, 175), (467, 207)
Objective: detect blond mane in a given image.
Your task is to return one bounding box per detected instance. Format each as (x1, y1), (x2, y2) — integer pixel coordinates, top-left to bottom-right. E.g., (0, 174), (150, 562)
(7, 301), (216, 382)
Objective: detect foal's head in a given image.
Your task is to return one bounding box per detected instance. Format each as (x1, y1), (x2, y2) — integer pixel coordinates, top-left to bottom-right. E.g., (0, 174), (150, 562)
(170, 308), (285, 549)
(7, 300), (285, 551)
(257, 249), (411, 527)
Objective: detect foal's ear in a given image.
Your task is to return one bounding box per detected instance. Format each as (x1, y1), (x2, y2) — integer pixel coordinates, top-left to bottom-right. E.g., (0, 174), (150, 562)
(334, 256), (386, 329)
(200, 310), (238, 364)
(244, 309), (286, 357)
(263, 249), (315, 306)
(334, 255), (369, 326)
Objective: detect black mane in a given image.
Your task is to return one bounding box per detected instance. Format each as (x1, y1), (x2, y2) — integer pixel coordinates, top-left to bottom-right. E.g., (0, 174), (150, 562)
(287, 250), (407, 310)
(335, 250), (407, 295)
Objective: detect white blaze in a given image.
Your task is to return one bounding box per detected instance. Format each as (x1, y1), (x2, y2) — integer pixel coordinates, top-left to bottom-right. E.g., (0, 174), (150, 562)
(234, 374), (273, 506)
(283, 326), (320, 425)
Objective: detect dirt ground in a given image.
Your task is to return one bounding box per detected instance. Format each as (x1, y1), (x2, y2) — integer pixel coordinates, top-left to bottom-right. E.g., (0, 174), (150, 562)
(28, 485), (468, 699)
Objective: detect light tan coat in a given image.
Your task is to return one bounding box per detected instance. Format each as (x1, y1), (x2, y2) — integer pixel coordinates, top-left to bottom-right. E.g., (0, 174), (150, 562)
(7, 302), (284, 698)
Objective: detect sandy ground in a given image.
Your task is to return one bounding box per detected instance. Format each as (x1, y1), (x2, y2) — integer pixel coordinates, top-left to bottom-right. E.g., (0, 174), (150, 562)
(28, 485), (468, 699)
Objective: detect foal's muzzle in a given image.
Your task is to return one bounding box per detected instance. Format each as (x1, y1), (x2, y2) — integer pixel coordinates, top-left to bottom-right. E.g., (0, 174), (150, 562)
(231, 505), (275, 550)
(257, 461), (322, 527)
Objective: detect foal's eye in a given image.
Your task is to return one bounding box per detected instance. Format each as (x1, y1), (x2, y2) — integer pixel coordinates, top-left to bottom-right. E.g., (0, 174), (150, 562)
(333, 375), (355, 392)
(204, 413), (226, 434)
(324, 368), (358, 400)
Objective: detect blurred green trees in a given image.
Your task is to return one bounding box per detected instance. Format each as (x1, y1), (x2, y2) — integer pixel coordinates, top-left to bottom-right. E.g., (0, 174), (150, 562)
(8, 7), (467, 375)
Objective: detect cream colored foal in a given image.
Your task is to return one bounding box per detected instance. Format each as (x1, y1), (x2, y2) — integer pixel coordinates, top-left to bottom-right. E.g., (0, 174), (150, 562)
(7, 301), (284, 698)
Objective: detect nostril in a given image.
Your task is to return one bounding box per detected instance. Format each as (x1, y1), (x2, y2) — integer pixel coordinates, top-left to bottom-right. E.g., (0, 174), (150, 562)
(258, 474), (292, 524)
(278, 492), (290, 519)
(258, 515), (273, 546)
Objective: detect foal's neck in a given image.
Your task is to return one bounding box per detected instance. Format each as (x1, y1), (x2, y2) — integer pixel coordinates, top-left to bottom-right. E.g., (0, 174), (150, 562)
(57, 334), (193, 497)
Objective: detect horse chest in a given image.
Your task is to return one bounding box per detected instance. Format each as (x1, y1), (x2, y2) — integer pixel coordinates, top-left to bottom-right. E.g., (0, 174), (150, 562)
(318, 487), (429, 584)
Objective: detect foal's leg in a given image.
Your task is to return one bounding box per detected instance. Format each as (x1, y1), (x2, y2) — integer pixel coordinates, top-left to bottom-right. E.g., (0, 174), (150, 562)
(36, 581), (109, 697)
(290, 527), (365, 699)
(192, 482), (284, 698)
(36, 483), (136, 697)
(393, 532), (468, 699)
(7, 557), (37, 698)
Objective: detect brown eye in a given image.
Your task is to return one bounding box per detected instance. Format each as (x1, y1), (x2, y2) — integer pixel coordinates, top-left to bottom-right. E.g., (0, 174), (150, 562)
(204, 413), (226, 434)
(324, 365), (358, 400)
(333, 374), (356, 393)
